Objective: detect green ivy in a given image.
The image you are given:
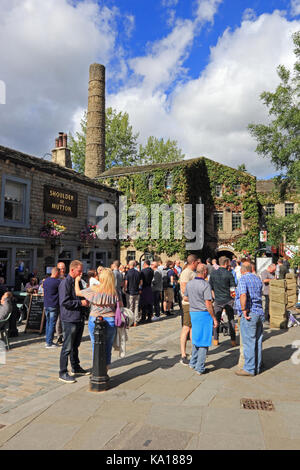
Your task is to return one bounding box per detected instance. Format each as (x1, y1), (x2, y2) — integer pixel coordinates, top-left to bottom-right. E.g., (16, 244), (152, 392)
(102, 158), (260, 257)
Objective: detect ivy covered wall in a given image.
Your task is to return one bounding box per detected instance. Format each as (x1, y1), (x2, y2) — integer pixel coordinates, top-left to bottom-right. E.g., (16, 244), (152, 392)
(101, 157), (259, 259)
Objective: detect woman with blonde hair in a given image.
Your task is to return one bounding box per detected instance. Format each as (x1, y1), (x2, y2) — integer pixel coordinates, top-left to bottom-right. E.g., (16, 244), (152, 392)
(75, 268), (121, 367)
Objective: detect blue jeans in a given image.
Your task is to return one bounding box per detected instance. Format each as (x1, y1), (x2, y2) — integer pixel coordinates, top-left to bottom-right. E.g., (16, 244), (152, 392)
(240, 314), (263, 375)
(189, 345), (208, 373)
(45, 307), (58, 346)
(59, 321), (84, 374)
(88, 316), (116, 365)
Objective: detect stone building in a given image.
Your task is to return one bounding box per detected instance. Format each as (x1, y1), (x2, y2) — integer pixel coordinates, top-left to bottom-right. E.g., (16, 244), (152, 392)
(99, 157), (258, 264)
(0, 137), (119, 288)
(256, 179), (300, 255)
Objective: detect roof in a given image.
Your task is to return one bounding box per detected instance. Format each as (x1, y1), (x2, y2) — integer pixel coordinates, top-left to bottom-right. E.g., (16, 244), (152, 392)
(0, 145), (120, 194)
(256, 180), (275, 193)
(98, 156), (254, 179)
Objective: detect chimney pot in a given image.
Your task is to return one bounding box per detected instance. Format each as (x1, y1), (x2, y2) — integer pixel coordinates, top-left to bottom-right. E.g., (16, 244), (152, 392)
(55, 138), (59, 148)
(63, 133), (68, 148)
(58, 132), (63, 147)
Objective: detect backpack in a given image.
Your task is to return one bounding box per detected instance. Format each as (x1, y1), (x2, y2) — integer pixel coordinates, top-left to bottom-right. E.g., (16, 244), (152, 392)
(162, 268), (171, 289)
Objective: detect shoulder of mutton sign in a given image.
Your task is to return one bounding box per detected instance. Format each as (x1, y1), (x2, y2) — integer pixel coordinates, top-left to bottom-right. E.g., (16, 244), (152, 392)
(44, 185), (78, 218)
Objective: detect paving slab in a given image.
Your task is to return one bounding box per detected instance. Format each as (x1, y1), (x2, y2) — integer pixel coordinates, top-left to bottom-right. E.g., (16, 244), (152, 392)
(1, 309), (300, 450)
(145, 403), (204, 433)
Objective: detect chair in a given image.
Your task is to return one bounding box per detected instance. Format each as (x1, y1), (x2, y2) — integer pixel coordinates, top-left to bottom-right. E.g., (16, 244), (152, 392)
(0, 312), (12, 350)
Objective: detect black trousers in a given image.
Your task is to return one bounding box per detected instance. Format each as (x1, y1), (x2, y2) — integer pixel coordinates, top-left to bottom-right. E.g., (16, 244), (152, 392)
(153, 291), (161, 317)
(213, 301), (236, 341)
(59, 321), (84, 374)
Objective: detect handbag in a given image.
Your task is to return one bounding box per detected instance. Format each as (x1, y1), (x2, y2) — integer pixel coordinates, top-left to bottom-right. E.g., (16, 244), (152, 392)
(114, 301), (128, 328)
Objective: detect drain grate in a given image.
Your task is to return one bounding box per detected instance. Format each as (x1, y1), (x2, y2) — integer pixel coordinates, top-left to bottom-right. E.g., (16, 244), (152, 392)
(241, 398), (275, 411)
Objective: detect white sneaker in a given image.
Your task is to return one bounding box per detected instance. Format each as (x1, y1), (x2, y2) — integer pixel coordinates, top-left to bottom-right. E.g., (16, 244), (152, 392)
(45, 344), (58, 349)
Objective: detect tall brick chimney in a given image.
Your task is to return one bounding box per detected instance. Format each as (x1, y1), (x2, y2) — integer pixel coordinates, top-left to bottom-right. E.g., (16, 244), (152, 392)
(85, 63), (106, 178)
(51, 132), (72, 168)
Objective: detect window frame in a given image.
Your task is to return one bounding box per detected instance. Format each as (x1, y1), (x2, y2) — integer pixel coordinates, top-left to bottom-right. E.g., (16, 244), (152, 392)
(126, 251), (136, 262)
(165, 172), (173, 190)
(233, 184), (241, 194)
(265, 203), (275, 217)
(87, 196), (105, 226)
(214, 211), (224, 231)
(232, 211), (242, 231)
(285, 203), (294, 216)
(148, 174), (154, 190)
(215, 184), (223, 198)
(0, 174), (31, 228)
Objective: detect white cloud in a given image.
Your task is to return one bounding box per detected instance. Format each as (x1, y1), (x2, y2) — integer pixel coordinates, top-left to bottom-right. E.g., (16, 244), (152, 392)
(0, 0), (119, 155)
(129, 19), (195, 93)
(290, 0), (300, 16)
(242, 8), (257, 22)
(162, 0), (179, 7)
(195, 0), (223, 25)
(108, 10), (300, 177)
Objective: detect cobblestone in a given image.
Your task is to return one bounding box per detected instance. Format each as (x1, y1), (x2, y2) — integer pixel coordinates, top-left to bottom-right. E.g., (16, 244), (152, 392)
(0, 312), (181, 413)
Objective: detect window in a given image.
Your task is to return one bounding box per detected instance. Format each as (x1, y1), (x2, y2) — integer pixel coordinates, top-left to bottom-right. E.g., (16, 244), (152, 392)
(232, 212), (242, 230)
(127, 251), (136, 262)
(214, 211), (223, 231)
(233, 184), (241, 194)
(265, 204), (275, 216)
(165, 172), (173, 190)
(0, 175), (30, 227)
(88, 197), (104, 226)
(148, 175), (154, 190)
(215, 184), (222, 197)
(285, 203), (294, 216)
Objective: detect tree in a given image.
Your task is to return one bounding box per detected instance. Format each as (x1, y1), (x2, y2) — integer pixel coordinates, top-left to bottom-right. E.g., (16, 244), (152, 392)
(69, 108), (185, 173)
(237, 163), (247, 172)
(138, 136), (185, 165)
(248, 31), (300, 195)
(69, 108), (139, 173)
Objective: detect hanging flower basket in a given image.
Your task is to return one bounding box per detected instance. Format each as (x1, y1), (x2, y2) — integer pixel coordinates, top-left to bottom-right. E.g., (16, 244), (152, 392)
(40, 219), (66, 239)
(80, 224), (97, 242)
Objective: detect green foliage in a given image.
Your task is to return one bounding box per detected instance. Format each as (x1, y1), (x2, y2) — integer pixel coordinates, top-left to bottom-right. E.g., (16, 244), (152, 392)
(237, 163), (247, 172)
(138, 136), (185, 165)
(105, 158), (259, 257)
(69, 112), (87, 174)
(290, 253), (300, 268)
(69, 108), (139, 173)
(248, 31), (300, 195)
(265, 213), (300, 246)
(69, 108), (184, 173)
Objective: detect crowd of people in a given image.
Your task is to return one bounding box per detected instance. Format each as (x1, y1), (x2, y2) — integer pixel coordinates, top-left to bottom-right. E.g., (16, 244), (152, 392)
(0, 253), (299, 384)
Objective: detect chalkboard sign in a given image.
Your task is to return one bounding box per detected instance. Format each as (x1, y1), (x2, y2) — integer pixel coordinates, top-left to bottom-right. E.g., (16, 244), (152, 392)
(25, 295), (45, 334)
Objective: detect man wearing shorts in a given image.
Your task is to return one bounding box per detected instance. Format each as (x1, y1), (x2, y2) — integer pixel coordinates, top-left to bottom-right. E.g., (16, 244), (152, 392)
(179, 254), (198, 365)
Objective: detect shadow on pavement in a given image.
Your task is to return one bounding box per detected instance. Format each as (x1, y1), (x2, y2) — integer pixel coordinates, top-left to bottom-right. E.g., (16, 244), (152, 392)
(260, 345), (295, 372)
(108, 349), (180, 389)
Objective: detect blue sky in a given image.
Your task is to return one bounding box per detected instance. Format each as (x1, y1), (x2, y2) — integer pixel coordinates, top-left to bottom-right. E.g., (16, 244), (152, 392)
(0, 0), (299, 177)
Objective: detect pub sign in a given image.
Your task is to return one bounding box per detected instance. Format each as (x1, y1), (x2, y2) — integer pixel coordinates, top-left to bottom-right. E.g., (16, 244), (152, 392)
(44, 185), (78, 217)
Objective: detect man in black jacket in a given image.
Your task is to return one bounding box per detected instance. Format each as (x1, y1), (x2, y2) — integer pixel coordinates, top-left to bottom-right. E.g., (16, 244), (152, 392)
(209, 256), (237, 347)
(58, 260), (90, 383)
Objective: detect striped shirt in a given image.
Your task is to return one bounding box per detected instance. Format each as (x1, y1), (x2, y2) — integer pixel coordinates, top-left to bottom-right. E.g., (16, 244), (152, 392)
(235, 273), (264, 317)
(80, 288), (118, 317)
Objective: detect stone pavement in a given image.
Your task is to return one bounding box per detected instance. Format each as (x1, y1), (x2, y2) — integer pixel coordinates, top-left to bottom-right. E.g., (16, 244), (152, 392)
(0, 309), (300, 450)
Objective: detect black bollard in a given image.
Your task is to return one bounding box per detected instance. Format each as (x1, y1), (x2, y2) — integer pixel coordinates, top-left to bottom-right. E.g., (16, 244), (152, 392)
(89, 316), (109, 392)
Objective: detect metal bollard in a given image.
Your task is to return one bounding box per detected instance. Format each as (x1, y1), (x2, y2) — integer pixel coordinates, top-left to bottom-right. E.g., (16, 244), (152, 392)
(89, 316), (109, 392)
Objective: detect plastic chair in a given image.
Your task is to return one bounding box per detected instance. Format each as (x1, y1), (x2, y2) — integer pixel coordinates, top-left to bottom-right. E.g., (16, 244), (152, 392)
(0, 312), (12, 350)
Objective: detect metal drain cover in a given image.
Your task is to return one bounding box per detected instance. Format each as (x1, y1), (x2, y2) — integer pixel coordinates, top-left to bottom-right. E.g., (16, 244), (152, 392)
(241, 398), (275, 411)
